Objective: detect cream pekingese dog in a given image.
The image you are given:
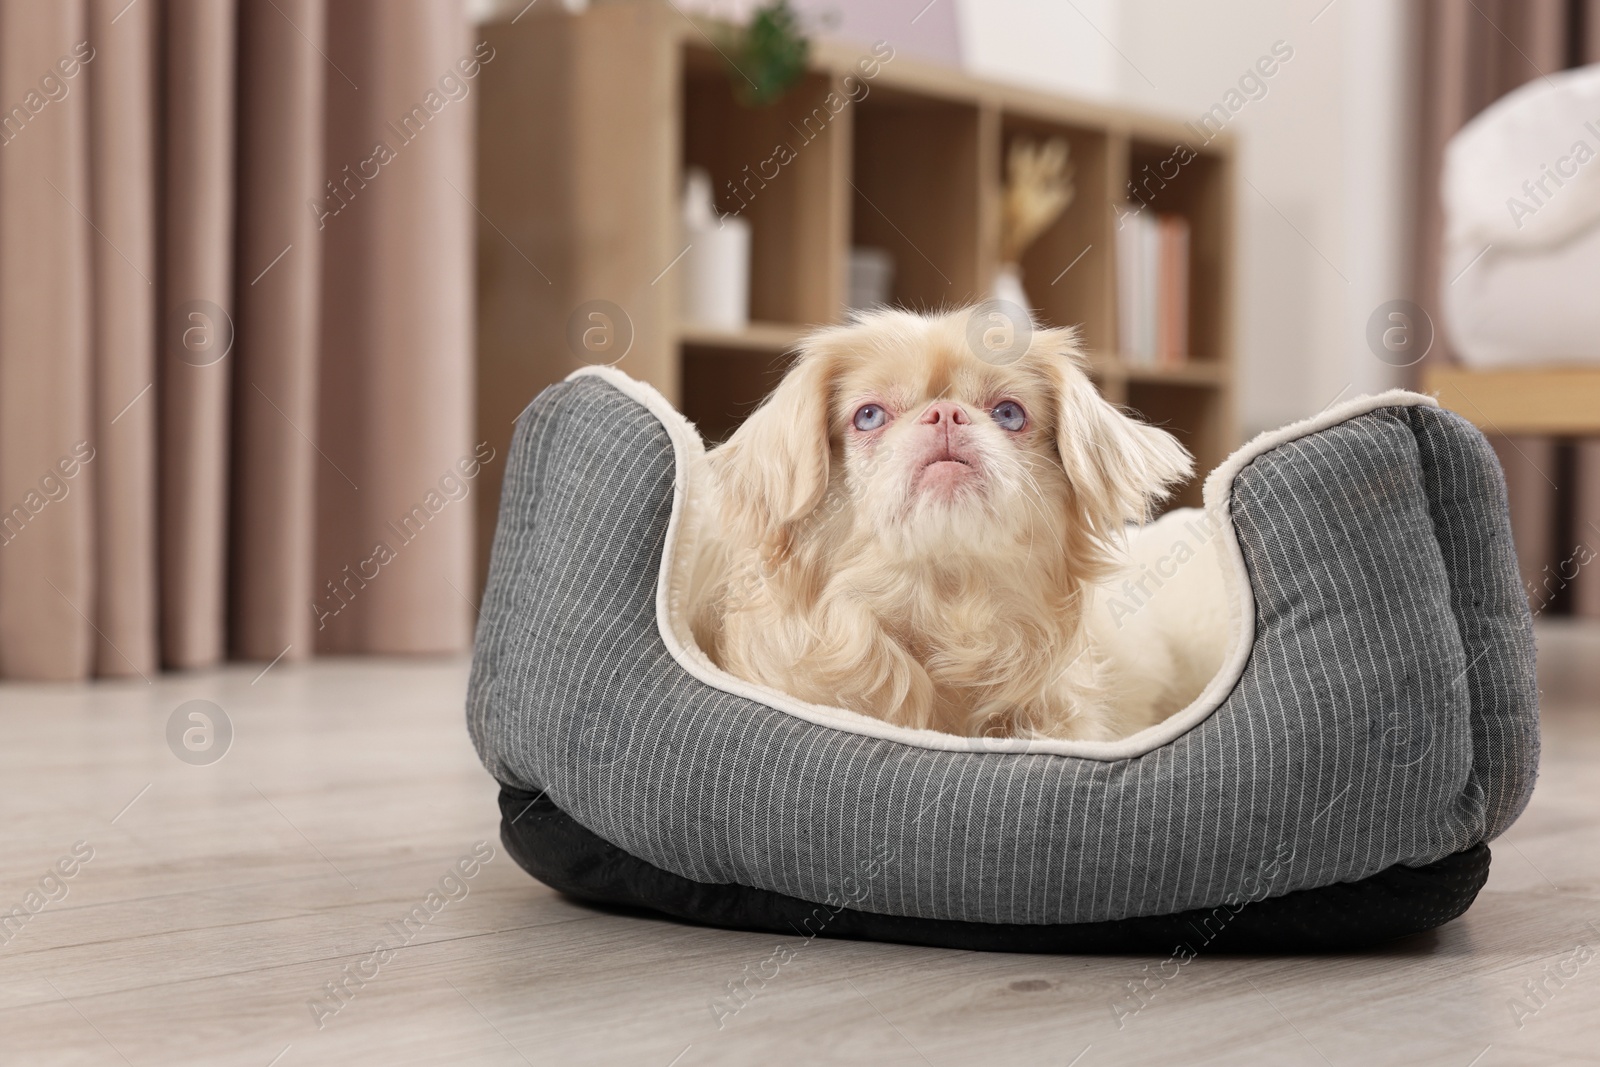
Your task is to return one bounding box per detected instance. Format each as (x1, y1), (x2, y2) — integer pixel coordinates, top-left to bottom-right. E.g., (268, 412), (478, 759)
(691, 306), (1227, 741)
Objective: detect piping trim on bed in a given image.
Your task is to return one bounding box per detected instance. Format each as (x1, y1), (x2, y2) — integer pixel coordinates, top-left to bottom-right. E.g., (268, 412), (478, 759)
(566, 364), (1440, 761)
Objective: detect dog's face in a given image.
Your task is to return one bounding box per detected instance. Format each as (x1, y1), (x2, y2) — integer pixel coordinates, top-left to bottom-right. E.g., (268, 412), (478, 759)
(830, 323), (1072, 556)
(709, 307), (1191, 575)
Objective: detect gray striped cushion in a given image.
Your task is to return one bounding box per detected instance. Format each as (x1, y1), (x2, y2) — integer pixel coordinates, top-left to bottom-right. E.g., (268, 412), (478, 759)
(467, 375), (1538, 925)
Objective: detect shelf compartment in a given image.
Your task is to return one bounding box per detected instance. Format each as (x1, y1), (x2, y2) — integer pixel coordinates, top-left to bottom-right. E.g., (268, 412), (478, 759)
(1124, 138), (1231, 365)
(677, 320), (808, 353)
(682, 46), (846, 327)
(679, 343), (798, 445)
(1125, 379), (1230, 510)
(851, 86), (984, 310)
(1116, 357), (1228, 386)
(999, 113), (1112, 353)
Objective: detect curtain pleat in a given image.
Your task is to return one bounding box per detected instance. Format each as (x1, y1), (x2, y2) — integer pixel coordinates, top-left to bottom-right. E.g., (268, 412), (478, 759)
(0, 0), (473, 681)
(1577, 443), (1600, 616)
(89, 0), (159, 679)
(159, 0), (237, 669)
(0, 0), (94, 680)
(1411, 0), (1471, 367)
(1489, 436), (1559, 611)
(231, 0), (325, 662)
(1578, 3), (1600, 615)
(315, 1), (473, 654)
(1498, 0), (1569, 85)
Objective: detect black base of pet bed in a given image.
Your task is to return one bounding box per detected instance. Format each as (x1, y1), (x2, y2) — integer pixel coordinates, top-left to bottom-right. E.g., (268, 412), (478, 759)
(498, 785), (1489, 953)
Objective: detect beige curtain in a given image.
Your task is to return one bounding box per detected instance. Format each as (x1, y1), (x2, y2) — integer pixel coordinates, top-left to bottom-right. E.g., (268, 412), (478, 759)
(0, 0), (475, 681)
(1413, 0), (1600, 618)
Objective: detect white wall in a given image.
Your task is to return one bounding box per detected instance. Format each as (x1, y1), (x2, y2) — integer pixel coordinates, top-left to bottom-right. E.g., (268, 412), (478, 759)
(956, 0), (1120, 102)
(960, 0), (1414, 437)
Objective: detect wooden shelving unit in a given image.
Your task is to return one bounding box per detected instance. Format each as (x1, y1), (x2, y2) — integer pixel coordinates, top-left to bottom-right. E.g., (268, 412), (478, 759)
(676, 322), (808, 352)
(1425, 366), (1600, 436)
(473, 0), (1238, 574)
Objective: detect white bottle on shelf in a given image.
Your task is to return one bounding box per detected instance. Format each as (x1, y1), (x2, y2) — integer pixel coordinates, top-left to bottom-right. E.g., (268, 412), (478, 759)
(680, 168), (751, 331)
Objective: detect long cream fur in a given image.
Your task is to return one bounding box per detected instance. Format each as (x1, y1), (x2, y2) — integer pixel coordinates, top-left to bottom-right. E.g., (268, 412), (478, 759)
(691, 306), (1210, 741)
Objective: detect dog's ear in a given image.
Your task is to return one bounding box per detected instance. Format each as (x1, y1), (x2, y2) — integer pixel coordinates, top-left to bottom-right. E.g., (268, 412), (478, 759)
(1043, 331), (1192, 535)
(707, 347), (835, 556)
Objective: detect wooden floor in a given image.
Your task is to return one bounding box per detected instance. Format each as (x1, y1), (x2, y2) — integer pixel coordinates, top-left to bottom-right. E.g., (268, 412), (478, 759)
(2, 627), (1599, 1067)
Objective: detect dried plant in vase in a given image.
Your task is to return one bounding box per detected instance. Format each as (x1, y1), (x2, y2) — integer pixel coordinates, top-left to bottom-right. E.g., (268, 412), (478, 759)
(997, 137), (1075, 311)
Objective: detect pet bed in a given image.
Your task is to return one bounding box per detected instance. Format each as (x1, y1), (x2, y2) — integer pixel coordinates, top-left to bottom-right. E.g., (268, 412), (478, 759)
(467, 367), (1539, 952)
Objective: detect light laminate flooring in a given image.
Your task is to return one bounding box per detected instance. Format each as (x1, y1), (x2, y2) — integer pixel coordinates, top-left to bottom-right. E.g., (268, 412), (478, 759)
(2, 624), (1599, 1065)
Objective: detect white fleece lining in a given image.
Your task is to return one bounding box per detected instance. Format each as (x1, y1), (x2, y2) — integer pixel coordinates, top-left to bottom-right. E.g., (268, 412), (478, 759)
(567, 365), (1440, 761)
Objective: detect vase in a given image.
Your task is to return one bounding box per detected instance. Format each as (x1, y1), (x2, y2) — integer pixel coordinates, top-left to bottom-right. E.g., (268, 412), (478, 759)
(993, 262), (1029, 313)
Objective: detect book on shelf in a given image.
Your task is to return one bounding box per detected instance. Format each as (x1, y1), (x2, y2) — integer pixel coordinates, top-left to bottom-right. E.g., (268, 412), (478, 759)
(1114, 207), (1190, 367)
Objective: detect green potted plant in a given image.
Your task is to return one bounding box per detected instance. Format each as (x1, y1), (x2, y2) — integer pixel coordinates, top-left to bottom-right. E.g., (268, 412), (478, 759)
(723, 0), (810, 107)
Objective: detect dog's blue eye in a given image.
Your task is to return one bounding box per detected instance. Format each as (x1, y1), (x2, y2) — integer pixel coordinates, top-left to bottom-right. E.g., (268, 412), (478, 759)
(853, 404), (887, 431)
(991, 401), (1026, 431)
